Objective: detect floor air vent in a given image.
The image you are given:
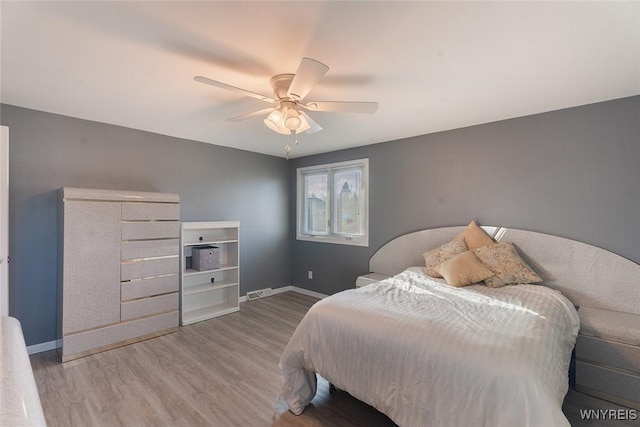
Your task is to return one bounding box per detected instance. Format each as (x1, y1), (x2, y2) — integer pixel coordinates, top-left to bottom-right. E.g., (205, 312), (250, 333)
(247, 288), (272, 301)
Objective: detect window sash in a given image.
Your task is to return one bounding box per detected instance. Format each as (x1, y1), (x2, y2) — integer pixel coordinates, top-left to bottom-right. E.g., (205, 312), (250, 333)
(302, 170), (328, 235)
(331, 165), (364, 237)
(297, 159), (368, 246)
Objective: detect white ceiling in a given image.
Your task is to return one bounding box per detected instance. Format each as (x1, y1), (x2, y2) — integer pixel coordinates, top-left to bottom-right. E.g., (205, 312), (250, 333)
(1, 2), (639, 158)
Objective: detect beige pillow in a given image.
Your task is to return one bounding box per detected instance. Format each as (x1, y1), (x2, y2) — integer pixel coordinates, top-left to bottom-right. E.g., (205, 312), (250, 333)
(456, 221), (494, 250)
(473, 242), (542, 288)
(435, 251), (495, 287)
(423, 238), (468, 278)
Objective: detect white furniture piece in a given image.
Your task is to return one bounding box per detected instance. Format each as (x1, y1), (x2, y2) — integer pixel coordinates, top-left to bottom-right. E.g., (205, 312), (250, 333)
(180, 221), (240, 325)
(1, 316), (46, 426)
(59, 187), (180, 362)
(576, 307), (640, 409)
(1, 126), (8, 317)
(355, 272), (389, 288)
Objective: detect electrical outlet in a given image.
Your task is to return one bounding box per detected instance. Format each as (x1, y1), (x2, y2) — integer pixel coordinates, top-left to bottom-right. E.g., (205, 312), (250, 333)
(308, 270), (313, 280)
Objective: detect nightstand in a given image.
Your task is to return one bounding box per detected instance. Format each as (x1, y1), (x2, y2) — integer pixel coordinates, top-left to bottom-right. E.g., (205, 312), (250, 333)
(355, 273), (391, 288)
(575, 306), (640, 410)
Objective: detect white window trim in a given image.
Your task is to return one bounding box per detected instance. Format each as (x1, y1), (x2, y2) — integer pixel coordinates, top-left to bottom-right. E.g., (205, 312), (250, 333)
(297, 158), (369, 247)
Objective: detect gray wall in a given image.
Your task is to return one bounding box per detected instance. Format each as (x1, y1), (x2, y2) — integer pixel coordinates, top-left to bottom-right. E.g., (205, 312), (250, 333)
(3, 95), (639, 344)
(0, 104), (291, 346)
(290, 96), (640, 295)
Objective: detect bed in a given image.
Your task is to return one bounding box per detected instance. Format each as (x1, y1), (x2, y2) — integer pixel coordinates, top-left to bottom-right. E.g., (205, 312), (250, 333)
(278, 225), (640, 426)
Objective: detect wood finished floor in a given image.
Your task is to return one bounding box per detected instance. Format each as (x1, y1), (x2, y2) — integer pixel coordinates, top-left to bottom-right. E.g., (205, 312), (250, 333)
(30, 291), (638, 426)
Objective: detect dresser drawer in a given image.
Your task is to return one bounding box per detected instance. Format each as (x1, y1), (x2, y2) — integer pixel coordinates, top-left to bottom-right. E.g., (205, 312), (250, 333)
(122, 221), (180, 240)
(121, 293), (178, 321)
(121, 274), (179, 301)
(121, 239), (179, 260)
(577, 334), (640, 374)
(121, 203), (180, 221)
(576, 361), (640, 409)
(62, 311), (178, 361)
(121, 257), (179, 281)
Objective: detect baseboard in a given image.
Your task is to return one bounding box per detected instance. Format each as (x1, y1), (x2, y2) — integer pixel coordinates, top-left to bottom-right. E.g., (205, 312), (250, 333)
(288, 286), (328, 299)
(240, 285), (328, 302)
(239, 285), (291, 302)
(28, 287), (328, 355)
(27, 339), (61, 355)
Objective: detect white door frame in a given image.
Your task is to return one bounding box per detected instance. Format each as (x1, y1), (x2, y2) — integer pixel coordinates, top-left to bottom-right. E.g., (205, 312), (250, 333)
(1, 126), (8, 317)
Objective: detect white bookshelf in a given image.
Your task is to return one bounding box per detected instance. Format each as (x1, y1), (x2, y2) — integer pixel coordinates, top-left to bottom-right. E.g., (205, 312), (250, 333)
(180, 221), (240, 326)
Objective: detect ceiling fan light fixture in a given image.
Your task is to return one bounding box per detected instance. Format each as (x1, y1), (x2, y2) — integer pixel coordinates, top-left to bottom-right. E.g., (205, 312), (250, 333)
(264, 108), (292, 135)
(263, 103), (311, 135)
(265, 109), (283, 126)
(264, 118), (291, 135)
(284, 108), (302, 130)
(264, 108), (284, 133)
(294, 115), (310, 134)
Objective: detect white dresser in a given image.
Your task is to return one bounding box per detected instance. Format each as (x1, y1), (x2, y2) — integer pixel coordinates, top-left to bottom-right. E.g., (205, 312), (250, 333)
(58, 187), (180, 362)
(576, 306), (640, 410)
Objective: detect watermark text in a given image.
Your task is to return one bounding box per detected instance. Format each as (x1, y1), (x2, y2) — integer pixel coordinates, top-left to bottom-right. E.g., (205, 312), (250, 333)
(579, 409), (637, 421)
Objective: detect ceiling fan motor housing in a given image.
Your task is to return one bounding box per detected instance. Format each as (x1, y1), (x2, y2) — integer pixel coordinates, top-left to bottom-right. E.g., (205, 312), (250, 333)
(270, 74), (296, 100)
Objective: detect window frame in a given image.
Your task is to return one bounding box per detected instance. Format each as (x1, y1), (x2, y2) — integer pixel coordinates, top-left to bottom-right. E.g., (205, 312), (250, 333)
(296, 158), (369, 247)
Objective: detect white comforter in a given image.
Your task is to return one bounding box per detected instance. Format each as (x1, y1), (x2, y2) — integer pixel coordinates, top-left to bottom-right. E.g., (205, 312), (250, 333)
(279, 268), (580, 427)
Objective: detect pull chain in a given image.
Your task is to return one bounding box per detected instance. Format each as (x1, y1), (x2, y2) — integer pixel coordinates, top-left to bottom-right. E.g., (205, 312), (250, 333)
(285, 133), (291, 159)
(284, 133), (300, 160)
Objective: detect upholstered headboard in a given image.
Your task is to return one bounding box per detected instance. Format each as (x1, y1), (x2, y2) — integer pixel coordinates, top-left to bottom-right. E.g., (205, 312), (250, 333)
(370, 226), (640, 316)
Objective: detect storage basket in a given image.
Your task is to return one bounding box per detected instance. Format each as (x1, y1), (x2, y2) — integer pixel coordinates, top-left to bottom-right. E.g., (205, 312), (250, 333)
(191, 245), (220, 271)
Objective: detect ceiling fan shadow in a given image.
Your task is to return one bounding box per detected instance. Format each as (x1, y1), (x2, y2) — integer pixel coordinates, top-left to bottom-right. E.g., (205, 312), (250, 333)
(43, 2), (273, 77)
(159, 40), (274, 77)
(321, 74), (376, 87)
(190, 98), (268, 120)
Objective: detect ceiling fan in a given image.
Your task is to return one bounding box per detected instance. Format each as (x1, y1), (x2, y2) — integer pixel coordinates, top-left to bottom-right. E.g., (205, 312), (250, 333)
(194, 57), (378, 139)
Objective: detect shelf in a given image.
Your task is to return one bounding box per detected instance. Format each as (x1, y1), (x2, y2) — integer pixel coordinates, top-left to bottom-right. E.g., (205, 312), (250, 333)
(180, 221), (240, 326)
(183, 264), (238, 276)
(182, 303), (239, 325)
(181, 221), (239, 230)
(183, 239), (238, 247)
(183, 281), (238, 296)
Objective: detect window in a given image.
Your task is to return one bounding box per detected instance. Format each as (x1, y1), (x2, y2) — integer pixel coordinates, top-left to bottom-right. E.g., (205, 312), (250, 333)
(297, 158), (369, 246)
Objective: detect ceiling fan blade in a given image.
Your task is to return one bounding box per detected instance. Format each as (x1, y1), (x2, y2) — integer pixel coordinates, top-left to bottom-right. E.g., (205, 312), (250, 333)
(226, 108), (274, 122)
(287, 58), (329, 101)
(300, 112), (323, 134)
(194, 76), (275, 103)
(302, 101), (378, 114)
